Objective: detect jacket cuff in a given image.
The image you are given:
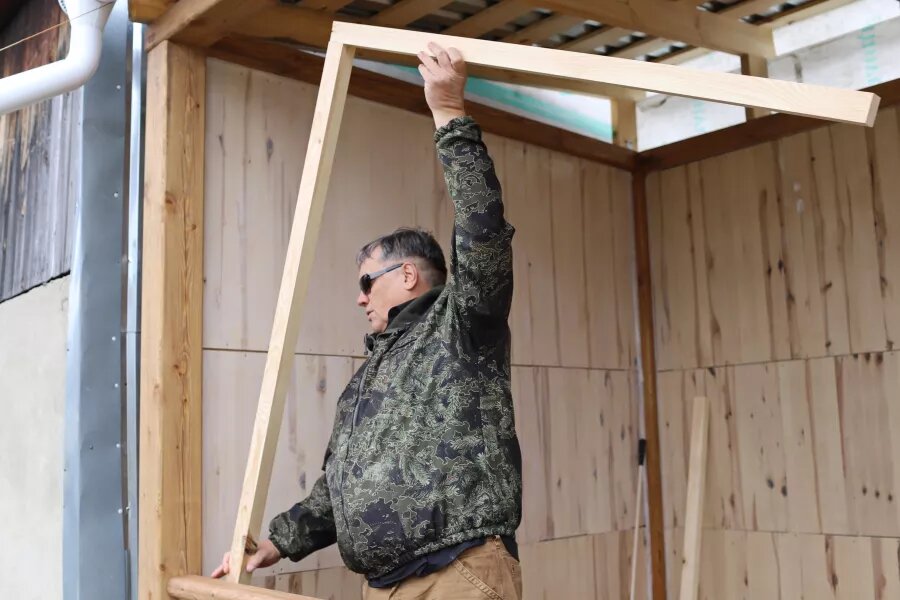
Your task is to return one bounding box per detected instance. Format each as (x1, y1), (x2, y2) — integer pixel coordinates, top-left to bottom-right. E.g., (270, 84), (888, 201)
(433, 115), (478, 143)
(268, 533), (291, 560)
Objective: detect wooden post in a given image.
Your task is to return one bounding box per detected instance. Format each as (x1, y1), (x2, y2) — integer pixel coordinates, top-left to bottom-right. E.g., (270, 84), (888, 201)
(741, 54), (770, 120)
(632, 171), (667, 600)
(140, 41), (206, 600)
(679, 396), (710, 600)
(225, 40), (356, 584)
(612, 98), (638, 150)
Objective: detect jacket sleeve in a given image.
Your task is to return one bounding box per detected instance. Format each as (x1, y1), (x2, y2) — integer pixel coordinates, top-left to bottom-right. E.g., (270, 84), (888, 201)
(267, 471), (337, 562)
(436, 116), (515, 322)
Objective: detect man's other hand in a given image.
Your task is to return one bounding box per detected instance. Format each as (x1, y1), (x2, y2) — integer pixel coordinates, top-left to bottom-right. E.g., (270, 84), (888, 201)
(210, 539), (282, 578)
(418, 42), (467, 129)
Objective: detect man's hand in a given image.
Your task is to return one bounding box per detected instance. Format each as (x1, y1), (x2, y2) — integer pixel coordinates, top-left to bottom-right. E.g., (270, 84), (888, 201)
(210, 539), (282, 578)
(418, 42), (467, 129)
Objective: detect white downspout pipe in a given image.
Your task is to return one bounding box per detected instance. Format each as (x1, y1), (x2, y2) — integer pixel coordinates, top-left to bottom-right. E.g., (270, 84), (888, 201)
(0, 0), (115, 116)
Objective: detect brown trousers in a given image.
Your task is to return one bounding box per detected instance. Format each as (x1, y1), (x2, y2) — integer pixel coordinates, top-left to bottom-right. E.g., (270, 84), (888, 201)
(363, 537), (523, 600)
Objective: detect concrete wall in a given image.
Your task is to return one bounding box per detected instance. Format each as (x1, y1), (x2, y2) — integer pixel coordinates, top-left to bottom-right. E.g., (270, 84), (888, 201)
(0, 276), (70, 599)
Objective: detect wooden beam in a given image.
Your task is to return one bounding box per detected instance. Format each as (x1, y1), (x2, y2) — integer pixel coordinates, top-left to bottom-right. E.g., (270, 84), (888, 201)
(638, 77), (900, 171)
(678, 396), (710, 600)
(611, 37), (674, 60)
(612, 98), (638, 149)
(502, 13), (582, 45)
(532, 0), (775, 57)
(229, 10), (643, 100)
(370, 0), (450, 27)
(302, 0), (354, 11)
(140, 40), (205, 600)
(225, 40), (356, 585)
(559, 26), (629, 53)
(741, 53), (769, 119)
(331, 22), (879, 125)
(442, 0), (529, 38)
(169, 575), (322, 600)
(208, 36), (638, 170)
(632, 170), (668, 600)
(129, 0), (173, 23)
(145, 0), (279, 50)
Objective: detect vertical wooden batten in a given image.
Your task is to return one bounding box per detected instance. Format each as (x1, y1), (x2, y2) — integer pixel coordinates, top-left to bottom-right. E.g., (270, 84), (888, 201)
(140, 41), (206, 600)
(632, 169), (667, 600)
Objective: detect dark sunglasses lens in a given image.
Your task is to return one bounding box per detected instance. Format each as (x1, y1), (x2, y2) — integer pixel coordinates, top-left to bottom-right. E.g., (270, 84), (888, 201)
(360, 274), (372, 294)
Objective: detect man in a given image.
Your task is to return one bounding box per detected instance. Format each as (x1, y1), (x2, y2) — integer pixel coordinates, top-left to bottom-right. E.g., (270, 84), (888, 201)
(213, 42), (523, 599)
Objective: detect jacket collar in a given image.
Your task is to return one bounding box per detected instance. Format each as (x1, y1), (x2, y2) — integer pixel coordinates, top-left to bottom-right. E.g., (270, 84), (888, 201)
(364, 285), (443, 353)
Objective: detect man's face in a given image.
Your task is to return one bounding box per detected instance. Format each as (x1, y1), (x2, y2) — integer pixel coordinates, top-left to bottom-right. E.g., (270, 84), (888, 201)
(357, 248), (413, 334)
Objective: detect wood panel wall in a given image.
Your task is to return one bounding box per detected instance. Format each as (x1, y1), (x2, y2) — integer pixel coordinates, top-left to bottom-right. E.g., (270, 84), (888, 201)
(647, 105), (900, 598)
(0, 0), (78, 302)
(202, 59), (645, 599)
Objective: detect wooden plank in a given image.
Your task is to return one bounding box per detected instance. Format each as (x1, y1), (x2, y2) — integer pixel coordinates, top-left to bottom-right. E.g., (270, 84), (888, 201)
(678, 396), (708, 600)
(502, 13), (582, 45)
(633, 172), (668, 600)
(208, 36), (637, 170)
(225, 40), (355, 584)
(532, 0), (775, 57)
(741, 54), (769, 120)
(140, 41), (205, 600)
(145, 0), (279, 50)
(369, 0), (449, 27)
(612, 98), (638, 150)
(302, 0), (354, 11)
(130, 0), (174, 23)
(442, 0), (528, 38)
(638, 78), (900, 172)
(169, 575), (322, 600)
(559, 26), (629, 53)
(331, 22), (877, 126)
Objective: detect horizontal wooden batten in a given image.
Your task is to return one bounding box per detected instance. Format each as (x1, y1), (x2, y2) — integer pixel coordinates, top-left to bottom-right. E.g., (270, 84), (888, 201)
(638, 77), (900, 172)
(169, 575), (321, 600)
(330, 23), (878, 127)
(208, 36), (637, 170)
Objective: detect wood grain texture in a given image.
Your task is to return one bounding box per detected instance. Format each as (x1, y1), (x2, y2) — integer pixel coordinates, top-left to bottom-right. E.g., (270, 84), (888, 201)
(140, 41), (206, 600)
(331, 24), (874, 126)
(638, 78), (900, 172)
(657, 353), (900, 538)
(168, 575), (322, 600)
(202, 59), (641, 593)
(678, 397), (708, 600)
(0, 0), (78, 302)
(647, 106), (900, 371)
(663, 530), (900, 600)
(225, 40), (355, 585)
(203, 59), (636, 368)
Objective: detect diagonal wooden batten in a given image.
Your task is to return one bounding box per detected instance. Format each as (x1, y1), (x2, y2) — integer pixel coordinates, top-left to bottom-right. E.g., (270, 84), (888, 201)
(331, 22), (880, 126)
(225, 40), (356, 585)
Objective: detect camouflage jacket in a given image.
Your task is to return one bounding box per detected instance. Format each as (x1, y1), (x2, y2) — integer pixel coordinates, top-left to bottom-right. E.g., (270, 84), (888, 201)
(268, 117), (522, 578)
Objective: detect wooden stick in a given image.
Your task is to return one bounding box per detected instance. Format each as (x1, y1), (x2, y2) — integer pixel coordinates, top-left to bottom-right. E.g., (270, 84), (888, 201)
(330, 22), (879, 126)
(225, 40), (356, 584)
(169, 575), (323, 600)
(629, 439), (647, 600)
(679, 396), (710, 600)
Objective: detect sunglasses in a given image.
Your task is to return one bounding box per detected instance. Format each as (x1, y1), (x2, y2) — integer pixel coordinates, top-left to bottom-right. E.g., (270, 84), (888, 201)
(359, 263), (403, 295)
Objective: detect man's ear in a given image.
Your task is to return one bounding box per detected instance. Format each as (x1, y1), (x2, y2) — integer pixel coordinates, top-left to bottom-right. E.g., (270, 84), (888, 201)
(402, 262), (419, 290)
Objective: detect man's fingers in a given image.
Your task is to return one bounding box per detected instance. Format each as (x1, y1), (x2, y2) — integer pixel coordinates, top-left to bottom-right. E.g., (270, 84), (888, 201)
(429, 42), (451, 70)
(417, 64), (431, 82)
(417, 51), (437, 76)
(447, 47), (464, 72)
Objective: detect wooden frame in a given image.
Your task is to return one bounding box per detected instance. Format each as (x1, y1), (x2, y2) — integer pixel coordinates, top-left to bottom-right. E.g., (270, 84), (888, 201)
(162, 21), (882, 600)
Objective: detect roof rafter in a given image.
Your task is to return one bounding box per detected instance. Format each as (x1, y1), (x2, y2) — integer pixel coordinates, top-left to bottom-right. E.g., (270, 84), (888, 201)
(532, 0), (775, 56)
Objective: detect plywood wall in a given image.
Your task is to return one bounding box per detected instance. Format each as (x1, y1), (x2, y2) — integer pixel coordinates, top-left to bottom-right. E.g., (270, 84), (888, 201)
(647, 105), (900, 598)
(202, 59), (644, 598)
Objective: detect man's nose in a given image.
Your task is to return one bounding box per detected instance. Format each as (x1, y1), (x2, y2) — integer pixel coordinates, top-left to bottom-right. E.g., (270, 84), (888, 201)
(357, 290), (368, 307)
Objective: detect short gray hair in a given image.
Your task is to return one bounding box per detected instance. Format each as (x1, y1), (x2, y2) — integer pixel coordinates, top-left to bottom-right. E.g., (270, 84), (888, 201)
(357, 227), (447, 287)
